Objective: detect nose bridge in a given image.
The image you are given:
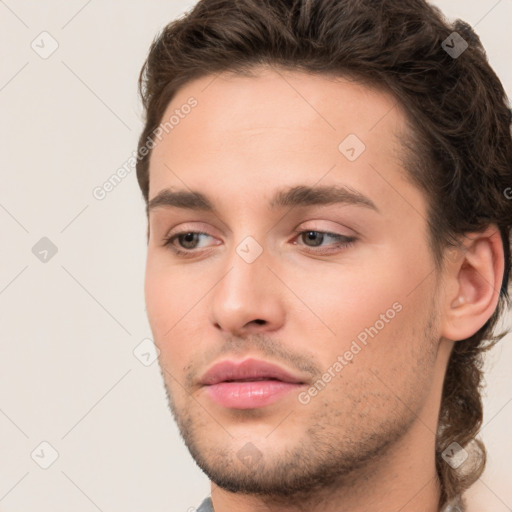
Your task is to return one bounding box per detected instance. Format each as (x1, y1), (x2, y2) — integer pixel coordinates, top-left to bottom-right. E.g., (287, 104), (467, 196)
(210, 231), (284, 332)
(216, 233), (269, 306)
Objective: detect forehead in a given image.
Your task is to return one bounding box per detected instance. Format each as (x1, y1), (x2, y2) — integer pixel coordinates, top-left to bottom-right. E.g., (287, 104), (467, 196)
(147, 66), (420, 218)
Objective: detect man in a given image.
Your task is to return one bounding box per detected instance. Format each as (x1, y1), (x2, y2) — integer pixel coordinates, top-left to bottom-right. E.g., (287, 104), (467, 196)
(135, 0), (512, 510)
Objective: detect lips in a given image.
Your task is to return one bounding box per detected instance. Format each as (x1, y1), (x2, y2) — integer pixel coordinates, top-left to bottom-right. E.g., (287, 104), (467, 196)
(199, 358), (305, 386)
(199, 358), (307, 409)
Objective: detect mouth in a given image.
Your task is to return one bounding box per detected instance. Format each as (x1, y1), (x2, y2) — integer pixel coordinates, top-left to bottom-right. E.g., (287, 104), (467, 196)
(199, 358), (307, 409)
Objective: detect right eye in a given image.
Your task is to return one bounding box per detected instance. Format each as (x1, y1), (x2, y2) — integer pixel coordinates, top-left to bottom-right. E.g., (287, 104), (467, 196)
(163, 231), (219, 256)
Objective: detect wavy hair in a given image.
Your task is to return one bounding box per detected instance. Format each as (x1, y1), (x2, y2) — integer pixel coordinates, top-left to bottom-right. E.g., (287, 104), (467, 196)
(135, 0), (512, 508)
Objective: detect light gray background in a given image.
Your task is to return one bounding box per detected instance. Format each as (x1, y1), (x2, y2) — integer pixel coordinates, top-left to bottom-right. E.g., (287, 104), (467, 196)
(0, 1), (511, 511)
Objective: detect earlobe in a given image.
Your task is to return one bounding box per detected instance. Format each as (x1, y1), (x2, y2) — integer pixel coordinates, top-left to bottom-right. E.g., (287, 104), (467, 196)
(441, 226), (504, 342)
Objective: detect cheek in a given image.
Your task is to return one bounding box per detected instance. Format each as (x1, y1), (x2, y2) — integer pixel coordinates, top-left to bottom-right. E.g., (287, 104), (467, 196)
(289, 243), (434, 367)
(286, 255), (407, 341)
(144, 255), (185, 351)
(145, 254), (172, 332)
(144, 250), (200, 325)
(298, 293), (435, 428)
(144, 254), (211, 372)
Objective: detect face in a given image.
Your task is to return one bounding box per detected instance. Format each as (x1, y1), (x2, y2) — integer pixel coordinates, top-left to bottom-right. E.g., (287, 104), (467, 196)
(144, 67), (446, 499)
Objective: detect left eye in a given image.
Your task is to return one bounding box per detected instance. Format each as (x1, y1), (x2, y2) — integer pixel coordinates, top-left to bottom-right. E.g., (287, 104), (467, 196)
(293, 230), (356, 253)
(163, 230), (356, 256)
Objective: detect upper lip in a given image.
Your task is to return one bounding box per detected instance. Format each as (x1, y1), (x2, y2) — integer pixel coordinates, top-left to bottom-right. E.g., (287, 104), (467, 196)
(199, 358), (305, 386)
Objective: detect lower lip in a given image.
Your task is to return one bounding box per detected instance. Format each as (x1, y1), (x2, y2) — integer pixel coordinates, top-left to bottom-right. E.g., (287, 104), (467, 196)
(204, 380), (303, 409)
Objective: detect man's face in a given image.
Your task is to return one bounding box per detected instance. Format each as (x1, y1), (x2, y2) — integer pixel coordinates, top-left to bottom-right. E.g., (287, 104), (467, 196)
(145, 67), (447, 498)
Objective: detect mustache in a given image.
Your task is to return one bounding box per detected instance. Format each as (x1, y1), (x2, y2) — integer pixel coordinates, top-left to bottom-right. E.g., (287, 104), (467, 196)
(183, 333), (321, 388)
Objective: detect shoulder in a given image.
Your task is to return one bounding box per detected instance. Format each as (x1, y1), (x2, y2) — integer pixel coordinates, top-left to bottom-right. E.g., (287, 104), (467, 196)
(196, 496), (213, 512)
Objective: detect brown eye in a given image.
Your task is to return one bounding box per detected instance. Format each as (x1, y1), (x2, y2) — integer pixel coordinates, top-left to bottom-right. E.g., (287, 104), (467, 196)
(301, 231), (325, 247)
(295, 230), (356, 252)
(163, 231), (216, 256)
(176, 232), (202, 249)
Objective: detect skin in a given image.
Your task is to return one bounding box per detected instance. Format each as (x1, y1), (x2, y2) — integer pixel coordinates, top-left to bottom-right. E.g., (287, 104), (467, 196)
(144, 66), (504, 512)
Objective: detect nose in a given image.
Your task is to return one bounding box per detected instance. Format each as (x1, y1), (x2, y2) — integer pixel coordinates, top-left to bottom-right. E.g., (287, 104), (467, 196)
(209, 238), (286, 336)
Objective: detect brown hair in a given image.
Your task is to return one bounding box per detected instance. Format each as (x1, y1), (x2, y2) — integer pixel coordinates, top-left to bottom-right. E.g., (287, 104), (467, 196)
(135, 0), (512, 508)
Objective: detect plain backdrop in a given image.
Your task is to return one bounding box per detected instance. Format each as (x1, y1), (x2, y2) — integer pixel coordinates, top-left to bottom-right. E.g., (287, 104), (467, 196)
(0, 1), (511, 511)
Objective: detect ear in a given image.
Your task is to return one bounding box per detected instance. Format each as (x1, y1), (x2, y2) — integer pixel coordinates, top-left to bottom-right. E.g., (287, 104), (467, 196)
(440, 225), (505, 342)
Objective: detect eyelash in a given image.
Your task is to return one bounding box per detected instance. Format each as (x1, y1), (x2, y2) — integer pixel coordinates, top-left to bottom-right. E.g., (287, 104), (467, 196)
(162, 229), (356, 257)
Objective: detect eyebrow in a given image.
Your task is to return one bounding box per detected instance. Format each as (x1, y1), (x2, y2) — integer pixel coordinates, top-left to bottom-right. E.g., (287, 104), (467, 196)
(148, 184), (379, 214)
